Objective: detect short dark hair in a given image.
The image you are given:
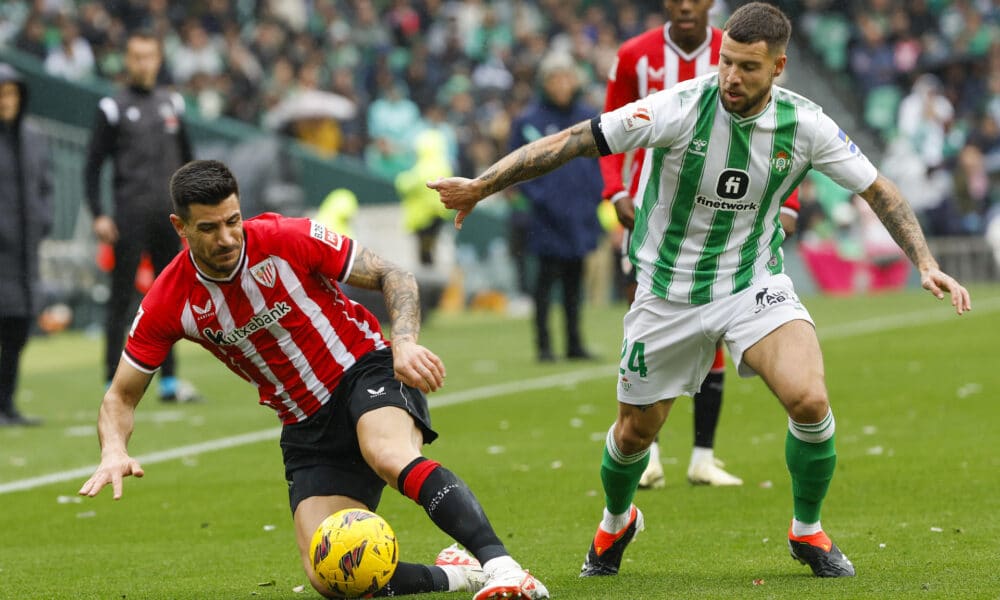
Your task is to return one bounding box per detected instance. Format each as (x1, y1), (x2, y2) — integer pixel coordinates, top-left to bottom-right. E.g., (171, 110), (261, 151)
(126, 29), (161, 47)
(724, 2), (791, 53)
(170, 160), (240, 219)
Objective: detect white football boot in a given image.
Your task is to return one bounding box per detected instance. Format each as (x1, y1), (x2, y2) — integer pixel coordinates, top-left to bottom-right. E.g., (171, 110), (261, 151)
(638, 441), (665, 489)
(435, 544), (488, 592)
(687, 455), (743, 486)
(474, 557), (549, 600)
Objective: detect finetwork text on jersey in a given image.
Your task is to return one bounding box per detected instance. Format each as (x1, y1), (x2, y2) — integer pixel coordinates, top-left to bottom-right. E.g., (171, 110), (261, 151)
(695, 195), (758, 212)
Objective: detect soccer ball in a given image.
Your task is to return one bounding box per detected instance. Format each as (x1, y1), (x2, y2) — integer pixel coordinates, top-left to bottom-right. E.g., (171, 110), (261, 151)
(309, 508), (399, 598)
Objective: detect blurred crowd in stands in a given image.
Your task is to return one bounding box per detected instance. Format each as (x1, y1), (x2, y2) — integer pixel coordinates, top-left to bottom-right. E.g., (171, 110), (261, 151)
(797, 0), (999, 239)
(0, 0), (997, 245)
(0, 0), (676, 179)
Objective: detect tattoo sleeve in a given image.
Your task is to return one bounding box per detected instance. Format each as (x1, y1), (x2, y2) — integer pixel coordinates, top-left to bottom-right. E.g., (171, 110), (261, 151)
(859, 174), (938, 271)
(478, 119), (600, 197)
(345, 246), (420, 342)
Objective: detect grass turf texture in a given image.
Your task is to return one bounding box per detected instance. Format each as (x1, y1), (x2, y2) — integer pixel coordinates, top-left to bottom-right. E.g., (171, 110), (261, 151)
(1, 285), (999, 599)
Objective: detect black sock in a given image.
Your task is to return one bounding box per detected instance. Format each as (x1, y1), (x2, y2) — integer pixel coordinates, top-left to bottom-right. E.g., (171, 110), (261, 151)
(374, 562), (448, 596)
(693, 370), (724, 449)
(397, 457), (507, 564)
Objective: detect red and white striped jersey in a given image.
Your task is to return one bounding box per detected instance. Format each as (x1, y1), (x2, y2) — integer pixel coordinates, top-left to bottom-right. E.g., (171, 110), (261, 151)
(123, 213), (388, 424)
(600, 24), (723, 201)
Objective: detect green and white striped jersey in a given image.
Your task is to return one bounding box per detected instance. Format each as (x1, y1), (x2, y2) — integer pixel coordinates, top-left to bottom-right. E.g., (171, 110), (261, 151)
(593, 73), (878, 304)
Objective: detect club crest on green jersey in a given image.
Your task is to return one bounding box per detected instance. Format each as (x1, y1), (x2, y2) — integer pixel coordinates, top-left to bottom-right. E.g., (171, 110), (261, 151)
(771, 150), (791, 173)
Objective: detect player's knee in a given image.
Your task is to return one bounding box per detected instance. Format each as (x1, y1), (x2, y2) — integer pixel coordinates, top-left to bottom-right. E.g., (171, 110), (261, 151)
(784, 387), (829, 423)
(363, 445), (418, 486)
(306, 569), (336, 598)
(616, 419), (658, 454)
(298, 546), (333, 598)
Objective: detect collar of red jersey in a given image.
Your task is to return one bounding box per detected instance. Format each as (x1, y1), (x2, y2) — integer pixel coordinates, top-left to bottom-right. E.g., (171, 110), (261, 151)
(663, 23), (714, 63)
(188, 244), (247, 284)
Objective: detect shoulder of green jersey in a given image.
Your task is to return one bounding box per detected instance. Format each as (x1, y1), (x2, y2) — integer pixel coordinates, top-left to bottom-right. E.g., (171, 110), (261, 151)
(675, 72), (719, 101)
(772, 85), (822, 112)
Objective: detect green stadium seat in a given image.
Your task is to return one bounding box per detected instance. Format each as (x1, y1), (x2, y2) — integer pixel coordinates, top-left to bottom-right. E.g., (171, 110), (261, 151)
(811, 14), (851, 72)
(864, 84), (902, 135)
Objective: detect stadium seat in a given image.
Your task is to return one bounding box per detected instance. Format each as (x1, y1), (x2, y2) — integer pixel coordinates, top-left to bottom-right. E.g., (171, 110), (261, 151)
(810, 14), (851, 72)
(863, 85), (902, 135)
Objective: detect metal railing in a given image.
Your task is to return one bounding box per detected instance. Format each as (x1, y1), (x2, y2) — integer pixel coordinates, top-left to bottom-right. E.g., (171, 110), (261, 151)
(927, 236), (999, 282)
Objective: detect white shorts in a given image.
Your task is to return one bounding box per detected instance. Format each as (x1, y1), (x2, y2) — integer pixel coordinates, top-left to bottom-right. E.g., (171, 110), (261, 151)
(617, 273), (813, 405)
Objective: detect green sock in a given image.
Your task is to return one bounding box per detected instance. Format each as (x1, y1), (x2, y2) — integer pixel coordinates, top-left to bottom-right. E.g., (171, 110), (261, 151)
(600, 427), (649, 515)
(785, 430), (837, 524)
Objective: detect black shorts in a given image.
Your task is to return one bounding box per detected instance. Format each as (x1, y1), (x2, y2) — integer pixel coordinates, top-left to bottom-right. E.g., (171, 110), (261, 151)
(279, 348), (438, 515)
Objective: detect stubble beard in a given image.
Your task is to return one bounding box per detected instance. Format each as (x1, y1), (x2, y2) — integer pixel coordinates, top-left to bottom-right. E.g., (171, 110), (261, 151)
(721, 85), (772, 118)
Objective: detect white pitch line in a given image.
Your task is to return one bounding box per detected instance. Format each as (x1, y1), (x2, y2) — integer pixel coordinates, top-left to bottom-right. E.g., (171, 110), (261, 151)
(429, 367), (612, 408)
(0, 429), (282, 495)
(3, 297), (998, 496)
(817, 295), (1000, 341)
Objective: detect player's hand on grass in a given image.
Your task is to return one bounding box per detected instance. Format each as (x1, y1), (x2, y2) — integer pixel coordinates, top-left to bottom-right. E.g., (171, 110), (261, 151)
(921, 267), (972, 315)
(426, 177), (484, 230)
(391, 336), (446, 393)
(78, 451), (144, 500)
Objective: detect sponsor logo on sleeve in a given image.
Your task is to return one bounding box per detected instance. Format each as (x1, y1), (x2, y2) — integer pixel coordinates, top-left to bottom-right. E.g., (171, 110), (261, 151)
(310, 220), (344, 250)
(623, 106), (653, 132)
(837, 129), (860, 155)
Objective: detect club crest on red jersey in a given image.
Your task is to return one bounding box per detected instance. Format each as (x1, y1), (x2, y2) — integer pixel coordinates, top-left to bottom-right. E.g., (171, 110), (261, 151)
(250, 258), (278, 288)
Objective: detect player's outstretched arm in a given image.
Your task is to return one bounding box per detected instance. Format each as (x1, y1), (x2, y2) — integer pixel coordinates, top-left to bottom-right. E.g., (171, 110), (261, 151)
(346, 245), (445, 392)
(427, 119), (601, 229)
(859, 174), (972, 314)
(78, 361), (153, 500)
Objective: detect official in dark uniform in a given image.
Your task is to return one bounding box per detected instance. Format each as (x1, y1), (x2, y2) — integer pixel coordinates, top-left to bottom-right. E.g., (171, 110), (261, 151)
(83, 30), (197, 402)
(0, 63), (52, 426)
(507, 52), (603, 363)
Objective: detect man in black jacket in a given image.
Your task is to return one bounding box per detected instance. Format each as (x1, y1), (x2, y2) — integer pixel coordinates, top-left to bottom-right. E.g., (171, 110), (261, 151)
(83, 30), (199, 402)
(0, 63), (52, 426)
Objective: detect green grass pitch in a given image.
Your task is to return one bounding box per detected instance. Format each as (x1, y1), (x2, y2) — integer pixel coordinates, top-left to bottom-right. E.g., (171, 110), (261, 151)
(1, 285), (999, 599)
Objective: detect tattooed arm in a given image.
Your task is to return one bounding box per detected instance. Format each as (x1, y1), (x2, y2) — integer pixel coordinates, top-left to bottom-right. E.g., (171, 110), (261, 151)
(345, 245), (446, 391)
(859, 174), (972, 314)
(427, 119), (600, 228)
(346, 245), (421, 343)
(858, 175), (937, 270)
